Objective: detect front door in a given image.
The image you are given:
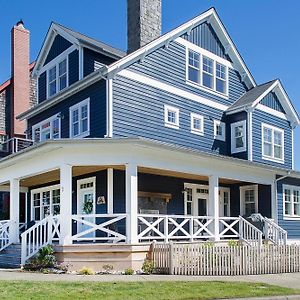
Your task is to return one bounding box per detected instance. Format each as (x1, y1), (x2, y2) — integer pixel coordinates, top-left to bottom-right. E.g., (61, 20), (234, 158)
(77, 177), (96, 238)
(184, 184), (209, 216)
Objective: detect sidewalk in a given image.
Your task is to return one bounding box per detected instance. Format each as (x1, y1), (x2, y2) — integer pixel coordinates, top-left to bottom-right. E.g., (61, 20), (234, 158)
(0, 269), (299, 290)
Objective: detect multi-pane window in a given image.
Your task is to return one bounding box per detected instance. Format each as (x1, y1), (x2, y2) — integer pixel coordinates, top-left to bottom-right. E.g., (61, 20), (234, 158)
(190, 113), (204, 135)
(32, 115), (61, 142)
(186, 48), (228, 95)
(32, 186), (60, 221)
(69, 99), (90, 138)
(244, 189), (256, 216)
(231, 120), (246, 153)
(185, 188), (193, 215)
(223, 191), (230, 217)
(262, 124), (284, 162)
(284, 186), (300, 217)
(47, 58), (68, 98)
(164, 105), (179, 129)
(214, 120), (226, 141)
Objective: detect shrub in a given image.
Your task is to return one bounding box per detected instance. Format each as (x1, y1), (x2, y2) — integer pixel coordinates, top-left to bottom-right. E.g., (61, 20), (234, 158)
(124, 268), (134, 275)
(78, 267), (95, 275)
(227, 240), (240, 247)
(102, 264), (114, 273)
(25, 245), (57, 270)
(142, 259), (155, 275)
(203, 241), (214, 247)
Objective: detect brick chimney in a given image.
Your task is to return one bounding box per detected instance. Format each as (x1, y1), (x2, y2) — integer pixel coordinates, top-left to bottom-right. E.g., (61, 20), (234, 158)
(11, 20), (30, 137)
(127, 0), (162, 53)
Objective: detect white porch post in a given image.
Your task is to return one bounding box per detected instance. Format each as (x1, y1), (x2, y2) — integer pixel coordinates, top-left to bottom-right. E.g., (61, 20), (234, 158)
(125, 163), (138, 244)
(208, 175), (220, 241)
(59, 164), (72, 245)
(107, 168), (114, 214)
(10, 178), (20, 243)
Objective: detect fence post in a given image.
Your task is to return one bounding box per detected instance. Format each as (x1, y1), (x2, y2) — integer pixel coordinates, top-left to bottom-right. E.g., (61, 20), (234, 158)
(169, 241), (174, 275)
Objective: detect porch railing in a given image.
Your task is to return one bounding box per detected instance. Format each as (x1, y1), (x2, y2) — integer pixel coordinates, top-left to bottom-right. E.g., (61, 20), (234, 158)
(264, 217), (287, 245)
(0, 137), (34, 154)
(0, 220), (14, 251)
(239, 216), (263, 247)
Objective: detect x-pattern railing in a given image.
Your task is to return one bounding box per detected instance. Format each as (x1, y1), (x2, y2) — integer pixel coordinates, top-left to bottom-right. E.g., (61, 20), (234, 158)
(219, 217), (240, 238)
(0, 220), (13, 251)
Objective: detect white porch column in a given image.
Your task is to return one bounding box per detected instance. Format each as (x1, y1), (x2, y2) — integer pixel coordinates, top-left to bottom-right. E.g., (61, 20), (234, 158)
(59, 164), (72, 245)
(208, 175), (220, 241)
(107, 168), (114, 214)
(10, 178), (20, 243)
(125, 163), (138, 244)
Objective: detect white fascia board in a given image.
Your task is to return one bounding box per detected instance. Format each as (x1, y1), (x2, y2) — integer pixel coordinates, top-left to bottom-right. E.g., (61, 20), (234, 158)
(251, 81), (278, 108)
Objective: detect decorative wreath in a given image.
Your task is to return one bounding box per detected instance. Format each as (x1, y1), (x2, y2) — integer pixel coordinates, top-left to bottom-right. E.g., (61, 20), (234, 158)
(83, 199), (93, 214)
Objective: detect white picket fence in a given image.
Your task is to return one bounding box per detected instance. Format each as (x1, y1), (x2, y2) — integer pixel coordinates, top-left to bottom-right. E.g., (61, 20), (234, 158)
(151, 242), (300, 275)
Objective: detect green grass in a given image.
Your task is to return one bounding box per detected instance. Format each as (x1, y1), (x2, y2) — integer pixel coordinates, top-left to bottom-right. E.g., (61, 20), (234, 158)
(0, 280), (299, 300)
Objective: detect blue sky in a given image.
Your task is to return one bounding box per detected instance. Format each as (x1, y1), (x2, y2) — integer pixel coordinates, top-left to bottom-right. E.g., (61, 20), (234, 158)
(1, 0), (299, 168)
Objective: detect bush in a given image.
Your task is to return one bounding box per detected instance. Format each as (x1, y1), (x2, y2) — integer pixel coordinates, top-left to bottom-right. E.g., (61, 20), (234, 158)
(142, 259), (155, 275)
(25, 245), (57, 270)
(102, 264), (114, 273)
(124, 268), (134, 275)
(227, 240), (240, 247)
(78, 267), (95, 275)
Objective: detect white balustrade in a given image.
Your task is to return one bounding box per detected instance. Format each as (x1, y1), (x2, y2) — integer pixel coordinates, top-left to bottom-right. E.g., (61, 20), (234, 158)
(0, 220), (14, 251)
(219, 217), (240, 239)
(238, 216), (262, 247)
(264, 217), (287, 245)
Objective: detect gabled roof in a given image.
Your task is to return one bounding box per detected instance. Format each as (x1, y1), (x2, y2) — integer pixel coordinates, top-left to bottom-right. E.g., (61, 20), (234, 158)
(227, 79), (300, 125)
(104, 7), (256, 89)
(32, 22), (126, 76)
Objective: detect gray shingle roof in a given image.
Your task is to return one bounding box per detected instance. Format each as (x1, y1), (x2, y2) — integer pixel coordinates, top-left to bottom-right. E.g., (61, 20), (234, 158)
(227, 80), (276, 113)
(54, 23), (126, 59)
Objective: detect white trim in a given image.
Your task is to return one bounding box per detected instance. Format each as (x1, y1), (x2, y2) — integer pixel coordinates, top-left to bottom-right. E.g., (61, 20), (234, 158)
(106, 79), (113, 138)
(231, 120), (247, 154)
(32, 114), (61, 142)
(164, 105), (180, 129)
(261, 123), (285, 164)
(292, 129), (294, 170)
(240, 185), (258, 216)
(213, 120), (225, 141)
(69, 98), (90, 138)
(190, 113), (204, 135)
(282, 184), (300, 219)
(0, 185), (28, 193)
(184, 183), (209, 216)
(76, 176), (96, 214)
(247, 111), (253, 161)
(79, 46), (84, 80)
(107, 168), (114, 214)
(119, 69), (229, 111)
(256, 104), (288, 121)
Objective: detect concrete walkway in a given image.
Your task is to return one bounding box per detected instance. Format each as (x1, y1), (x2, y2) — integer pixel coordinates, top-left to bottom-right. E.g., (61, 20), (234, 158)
(0, 269), (299, 290)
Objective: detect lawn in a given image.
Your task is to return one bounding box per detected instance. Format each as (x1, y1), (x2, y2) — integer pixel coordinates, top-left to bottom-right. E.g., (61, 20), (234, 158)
(0, 280), (299, 300)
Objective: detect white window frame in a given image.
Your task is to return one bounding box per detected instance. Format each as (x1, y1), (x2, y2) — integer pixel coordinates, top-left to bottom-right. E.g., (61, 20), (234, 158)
(69, 98), (91, 138)
(283, 185), (300, 220)
(164, 105), (179, 129)
(261, 123), (284, 164)
(31, 184), (61, 221)
(214, 120), (226, 141)
(185, 46), (229, 99)
(190, 113), (204, 135)
(240, 185), (258, 216)
(32, 114), (61, 142)
(231, 120), (247, 154)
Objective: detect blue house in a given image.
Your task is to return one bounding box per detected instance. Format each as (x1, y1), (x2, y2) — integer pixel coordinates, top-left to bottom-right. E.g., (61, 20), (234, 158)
(0, 1), (300, 270)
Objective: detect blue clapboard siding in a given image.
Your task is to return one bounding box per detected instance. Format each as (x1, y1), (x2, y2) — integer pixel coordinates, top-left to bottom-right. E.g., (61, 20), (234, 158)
(83, 48), (116, 77)
(68, 50), (79, 85)
(113, 75), (227, 155)
(182, 22), (229, 60)
(127, 41), (247, 107)
(260, 92), (285, 113)
(44, 35), (72, 66)
(252, 109), (292, 169)
(277, 177), (300, 239)
(28, 80), (107, 139)
(38, 72), (47, 103)
(226, 112), (248, 160)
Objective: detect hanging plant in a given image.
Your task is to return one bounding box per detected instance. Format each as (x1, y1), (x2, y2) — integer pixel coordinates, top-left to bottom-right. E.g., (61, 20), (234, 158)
(83, 199), (93, 214)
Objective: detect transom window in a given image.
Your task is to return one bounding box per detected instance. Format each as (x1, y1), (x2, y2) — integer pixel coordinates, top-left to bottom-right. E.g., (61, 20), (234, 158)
(284, 185), (300, 218)
(69, 98), (90, 138)
(214, 120), (226, 141)
(164, 105), (179, 129)
(32, 115), (61, 142)
(187, 49), (228, 96)
(31, 185), (60, 221)
(47, 58), (68, 98)
(190, 113), (204, 135)
(231, 120), (246, 154)
(262, 124), (284, 163)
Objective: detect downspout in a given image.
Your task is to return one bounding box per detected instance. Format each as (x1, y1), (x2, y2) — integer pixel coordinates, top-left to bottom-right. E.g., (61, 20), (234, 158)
(246, 107), (253, 161)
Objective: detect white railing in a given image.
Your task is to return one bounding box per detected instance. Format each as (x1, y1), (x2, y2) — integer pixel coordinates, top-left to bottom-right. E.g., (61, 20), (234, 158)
(137, 214), (214, 242)
(239, 216), (263, 247)
(0, 220), (13, 251)
(0, 137), (34, 154)
(21, 215), (60, 265)
(264, 217), (287, 245)
(219, 217), (240, 239)
(71, 214), (127, 243)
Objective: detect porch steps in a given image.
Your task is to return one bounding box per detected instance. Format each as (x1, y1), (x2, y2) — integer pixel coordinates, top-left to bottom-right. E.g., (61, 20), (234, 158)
(0, 244), (21, 269)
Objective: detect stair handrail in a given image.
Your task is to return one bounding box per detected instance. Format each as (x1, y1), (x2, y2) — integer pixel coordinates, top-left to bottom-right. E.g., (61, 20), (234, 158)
(21, 215), (60, 266)
(238, 216), (263, 247)
(0, 220), (14, 252)
(264, 217), (287, 245)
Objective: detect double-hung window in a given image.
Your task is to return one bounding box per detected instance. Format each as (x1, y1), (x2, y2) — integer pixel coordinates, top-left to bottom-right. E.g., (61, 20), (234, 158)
(188, 50), (200, 84)
(69, 98), (90, 138)
(284, 185), (300, 218)
(190, 113), (204, 135)
(216, 63), (226, 94)
(32, 115), (61, 142)
(262, 124), (284, 163)
(202, 56), (214, 89)
(164, 105), (179, 129)
(231, 120), (246, 153)
(214, 120), (226, 141)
